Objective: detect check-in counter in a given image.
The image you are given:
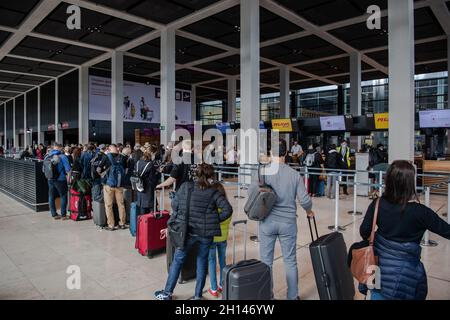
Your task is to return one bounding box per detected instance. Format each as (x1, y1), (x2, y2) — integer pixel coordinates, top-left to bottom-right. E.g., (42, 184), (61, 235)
(422, 160), (450, 195)
(0, 157), (49, 211)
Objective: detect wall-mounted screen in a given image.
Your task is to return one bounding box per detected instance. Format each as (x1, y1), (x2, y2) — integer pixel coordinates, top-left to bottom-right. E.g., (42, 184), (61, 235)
(320, 116), (346, 131)
(419, 110), (450, 128)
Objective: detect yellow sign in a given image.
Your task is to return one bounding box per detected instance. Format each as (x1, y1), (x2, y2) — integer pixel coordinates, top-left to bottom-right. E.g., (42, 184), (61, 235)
(271, 119), (293, 132)
(374, 113), (389, 129)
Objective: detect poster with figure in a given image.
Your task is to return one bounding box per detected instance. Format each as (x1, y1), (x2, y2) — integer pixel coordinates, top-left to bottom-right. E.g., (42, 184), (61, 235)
(89, 76), (192, 125)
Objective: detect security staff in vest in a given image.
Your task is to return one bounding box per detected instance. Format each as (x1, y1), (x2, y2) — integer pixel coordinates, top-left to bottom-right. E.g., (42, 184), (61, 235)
(337, 140), (351, 196)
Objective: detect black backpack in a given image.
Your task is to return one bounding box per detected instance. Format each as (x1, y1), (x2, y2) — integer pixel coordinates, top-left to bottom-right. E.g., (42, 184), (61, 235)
(43, 154), (61, 180)
(90, 153), (103, 180)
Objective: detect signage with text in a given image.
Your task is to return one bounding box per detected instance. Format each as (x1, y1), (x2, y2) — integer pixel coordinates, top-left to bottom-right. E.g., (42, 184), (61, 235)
(271, 119), (293, 132)
(374, 113), (389, 129)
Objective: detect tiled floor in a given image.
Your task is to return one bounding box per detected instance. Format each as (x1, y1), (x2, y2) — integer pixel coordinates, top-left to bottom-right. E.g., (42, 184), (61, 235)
(0, 185), (449, 300)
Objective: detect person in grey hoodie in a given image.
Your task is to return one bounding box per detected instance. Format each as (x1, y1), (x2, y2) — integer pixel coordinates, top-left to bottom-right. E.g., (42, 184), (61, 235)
(249, 139), (314, 300)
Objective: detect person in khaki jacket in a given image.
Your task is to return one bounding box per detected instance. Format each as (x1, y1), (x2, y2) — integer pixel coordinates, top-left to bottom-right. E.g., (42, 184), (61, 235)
(97, 144), (129, 231)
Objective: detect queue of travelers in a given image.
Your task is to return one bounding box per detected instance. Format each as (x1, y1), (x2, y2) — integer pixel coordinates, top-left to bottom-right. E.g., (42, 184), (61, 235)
(3, 137), (449, 301)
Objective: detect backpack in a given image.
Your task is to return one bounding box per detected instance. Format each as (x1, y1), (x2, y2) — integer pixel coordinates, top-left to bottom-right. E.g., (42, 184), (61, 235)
(43, 154), (61, 180)
(244, 165), (277, 221)
(130, 160), (151, 192)
(304, 152), (316, 167)
(106, 154), (125, 188)
(81, 151), (94, 180)
(90, 153), (103, 180)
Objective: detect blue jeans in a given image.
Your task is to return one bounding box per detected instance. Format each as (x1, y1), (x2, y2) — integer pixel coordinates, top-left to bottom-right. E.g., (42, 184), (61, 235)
(48, 180), (68, 217)
(164, 235), (213, 298)
(208, 241), (227, 291)
(259, 217), (297, 300)
(371, 290), (387, 300)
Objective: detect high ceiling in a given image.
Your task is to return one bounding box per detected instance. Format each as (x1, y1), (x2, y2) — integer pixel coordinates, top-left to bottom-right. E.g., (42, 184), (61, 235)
(0, 0), (449, 104)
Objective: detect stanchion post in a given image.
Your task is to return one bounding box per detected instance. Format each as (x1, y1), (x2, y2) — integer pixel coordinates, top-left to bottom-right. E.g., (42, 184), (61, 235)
(348, 174), (362, 215)
(379, 171), (384, 195)
(234, 166), (245, 199)
(421, 186), (438, 247)
(329, 174), (345, 231)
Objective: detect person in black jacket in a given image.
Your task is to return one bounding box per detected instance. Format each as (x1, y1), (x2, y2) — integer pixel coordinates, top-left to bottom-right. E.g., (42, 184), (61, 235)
(359, 160), (450, 300)
(155, 163), (233, 301)
(135, 145), (161, 214)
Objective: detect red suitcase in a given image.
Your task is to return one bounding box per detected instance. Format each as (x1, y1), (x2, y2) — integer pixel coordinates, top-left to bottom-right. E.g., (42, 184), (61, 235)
(69, 189), (92, 221)
(135, 189), (169, 258)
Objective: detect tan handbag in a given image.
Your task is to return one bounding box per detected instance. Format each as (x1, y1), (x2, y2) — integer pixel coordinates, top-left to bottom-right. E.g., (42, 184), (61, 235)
(350, 198), (380, 284)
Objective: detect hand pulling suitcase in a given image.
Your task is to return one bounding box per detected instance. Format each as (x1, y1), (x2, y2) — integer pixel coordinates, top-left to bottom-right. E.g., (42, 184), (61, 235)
(135, 189), (170, 258)
(130, 202), (140, 237)
(308, 217), (355, 300)
(166, 230), (198, 284)
(222, 220), (272, 300)
(69, 189), (92, 221)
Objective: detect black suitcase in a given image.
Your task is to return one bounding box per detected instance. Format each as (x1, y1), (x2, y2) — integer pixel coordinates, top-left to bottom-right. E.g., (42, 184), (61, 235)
(308, 217), (355, 300)
(222, 220), (272, 300)
(166, 231), (198, 284)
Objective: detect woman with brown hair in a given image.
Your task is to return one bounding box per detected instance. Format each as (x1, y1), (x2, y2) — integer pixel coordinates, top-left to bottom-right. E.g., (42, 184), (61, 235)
(360, 160), (450, 300)
(134, 144), (161, 214)
(155, 163), (233, 301)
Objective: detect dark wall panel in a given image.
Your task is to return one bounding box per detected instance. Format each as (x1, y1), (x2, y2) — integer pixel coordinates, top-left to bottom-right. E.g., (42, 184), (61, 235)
(59, 70), (79, 128)
(15, 95), (24, 132)
(26, 89), (38, 131)
(40, 81), (55, 131)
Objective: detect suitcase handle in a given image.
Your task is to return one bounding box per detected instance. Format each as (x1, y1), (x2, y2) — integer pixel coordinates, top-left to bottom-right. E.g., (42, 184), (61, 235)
(154, 187), (164, 215)
(308, 216), (319, 242)
(232, 220), (248, 264)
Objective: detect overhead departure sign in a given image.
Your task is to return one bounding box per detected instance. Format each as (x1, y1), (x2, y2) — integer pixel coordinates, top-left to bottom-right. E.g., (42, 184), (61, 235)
(271, 119), (293, 132)
(374, 113), (389, 129)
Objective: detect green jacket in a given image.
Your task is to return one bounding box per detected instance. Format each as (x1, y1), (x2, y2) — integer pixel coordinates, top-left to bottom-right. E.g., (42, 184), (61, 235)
(214, 208), (232, 243)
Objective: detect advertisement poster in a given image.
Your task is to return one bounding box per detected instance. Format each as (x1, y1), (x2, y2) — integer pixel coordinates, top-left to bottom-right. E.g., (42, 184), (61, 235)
(89, 76), (192, 125)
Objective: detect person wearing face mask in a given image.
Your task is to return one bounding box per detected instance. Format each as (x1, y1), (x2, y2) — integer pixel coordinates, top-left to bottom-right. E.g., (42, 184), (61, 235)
(337, 140), (351, 196)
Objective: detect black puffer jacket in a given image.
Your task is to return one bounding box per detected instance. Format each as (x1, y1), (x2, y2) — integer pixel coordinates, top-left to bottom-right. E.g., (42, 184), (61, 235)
(171, 182), (233, 238)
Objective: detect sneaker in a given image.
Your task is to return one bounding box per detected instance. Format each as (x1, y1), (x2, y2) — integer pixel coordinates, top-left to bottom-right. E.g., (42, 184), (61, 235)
(104, 226), (116, 231)
(61, 216), (70, 221)
(218, 286), (223, 293)
(154, 290), (172, 301)
(188, 296), (203, 301)
(53, 215), (61, 220)
(208, 288), (219, 298)
(118, 225), (128, 230)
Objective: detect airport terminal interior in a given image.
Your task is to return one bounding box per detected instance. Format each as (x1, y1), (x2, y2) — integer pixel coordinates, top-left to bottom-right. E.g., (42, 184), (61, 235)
(0, 0), (450, 301)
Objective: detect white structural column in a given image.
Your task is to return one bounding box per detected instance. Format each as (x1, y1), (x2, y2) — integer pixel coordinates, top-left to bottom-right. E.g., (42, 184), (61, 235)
(13, 99), (17, 148)
(24, 94), (28, 147)
(191, 85), (197, 124)
(160, 27), (176, 147)
(3, 104), (6, 147)
(350, 52), (362, 116)
(111, 51), (124, 144)
(37, 87), (44, 145)
(227, 78), (237, 122)
(55, 79), (62, 144)
(279, 65), (290, 118)
(388, 0), (415, 162)
(240, 0), (261, 165)
(350, 52), (362, 150)
(79, 66), (90, 144)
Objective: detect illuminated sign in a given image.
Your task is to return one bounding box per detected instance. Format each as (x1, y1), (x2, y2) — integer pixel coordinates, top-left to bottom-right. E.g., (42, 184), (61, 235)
(374, 113), (389, 129)
(271, 119), (293, 132)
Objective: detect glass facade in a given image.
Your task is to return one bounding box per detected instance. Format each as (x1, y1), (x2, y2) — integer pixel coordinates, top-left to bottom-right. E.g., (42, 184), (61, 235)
(198, 72), (449, 124)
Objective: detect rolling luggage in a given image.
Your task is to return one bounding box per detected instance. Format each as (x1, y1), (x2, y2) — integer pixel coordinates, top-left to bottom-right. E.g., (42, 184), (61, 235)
(93, 201), (120, 228)
(222, 220), (272, 300)
(130, 202), (141, 237)
(69, 189), (92, 221)
(93, 201), (107, 227)
(308, 217), (355, 300)
(135, 189), (169, 258)
(166, 230), (198, 284)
